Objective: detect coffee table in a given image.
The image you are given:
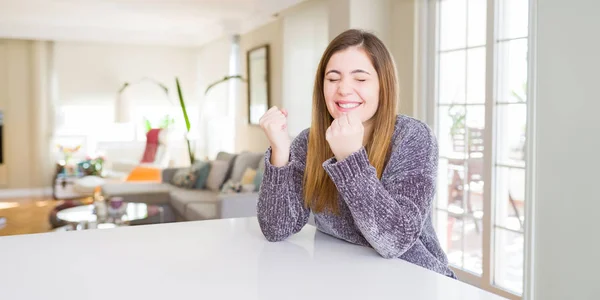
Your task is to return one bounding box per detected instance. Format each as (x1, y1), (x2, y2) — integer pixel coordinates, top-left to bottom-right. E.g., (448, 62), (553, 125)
(56, 202), (163, 231)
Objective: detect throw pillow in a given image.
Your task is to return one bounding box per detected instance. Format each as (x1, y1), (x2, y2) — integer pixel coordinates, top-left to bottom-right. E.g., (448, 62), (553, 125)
(215, 151), (238, 183)
(220, 179), (241, 194)
(240, 168), (257, 185)
(229, 151), (263, 183)
(205, 160), (230, 192)
(220, 181), (255, 194)
(171, 168), (196, 189)
(241, 184), (256, 193)
(191, 160), (211, 189)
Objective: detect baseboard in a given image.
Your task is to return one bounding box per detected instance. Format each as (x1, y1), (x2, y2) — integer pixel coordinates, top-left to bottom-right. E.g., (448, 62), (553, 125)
(0, 187), (53, 200)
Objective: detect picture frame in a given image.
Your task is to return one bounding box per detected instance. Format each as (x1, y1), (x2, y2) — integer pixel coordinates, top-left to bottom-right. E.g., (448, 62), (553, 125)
(246, 44), (270, 125)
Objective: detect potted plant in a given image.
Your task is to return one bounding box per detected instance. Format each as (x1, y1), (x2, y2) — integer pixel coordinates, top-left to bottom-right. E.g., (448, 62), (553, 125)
(175, 75), (246, 163)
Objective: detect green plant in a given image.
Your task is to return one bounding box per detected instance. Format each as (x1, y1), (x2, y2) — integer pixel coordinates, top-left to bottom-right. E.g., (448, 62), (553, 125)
(121, 75), (246, 164)
(511, 82), (528, 103)
(448, 105), (466, 136)
(175, 74), (246, 164)
(144, 118), (152, 133)
(159, 115), (175, 129)
(204, 75), (245, 96)
(143, 115), (175, 133)
(118, 77), (169, 97)
(80, 156), (106, 176)
(175, 77), (194, 164)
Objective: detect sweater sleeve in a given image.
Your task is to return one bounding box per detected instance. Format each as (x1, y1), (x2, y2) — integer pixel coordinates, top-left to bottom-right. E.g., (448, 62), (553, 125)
(257, 130), (311, 242)
(322, 123), (438, 258)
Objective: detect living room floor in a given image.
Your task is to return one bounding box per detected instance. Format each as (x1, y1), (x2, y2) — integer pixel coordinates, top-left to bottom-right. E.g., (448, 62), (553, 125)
(0, 198), (59, 236)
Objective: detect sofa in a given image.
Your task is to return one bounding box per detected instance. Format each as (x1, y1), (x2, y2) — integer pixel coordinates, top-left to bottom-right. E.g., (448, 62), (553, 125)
(101, 151), (264, 222)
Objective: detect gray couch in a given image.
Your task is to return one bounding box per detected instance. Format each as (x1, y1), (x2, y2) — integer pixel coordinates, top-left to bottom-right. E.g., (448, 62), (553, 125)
(101, 151), (263, 222)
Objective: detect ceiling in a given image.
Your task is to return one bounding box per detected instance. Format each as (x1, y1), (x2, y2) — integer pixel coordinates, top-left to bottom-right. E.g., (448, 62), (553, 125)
(0, 0), (306, 47)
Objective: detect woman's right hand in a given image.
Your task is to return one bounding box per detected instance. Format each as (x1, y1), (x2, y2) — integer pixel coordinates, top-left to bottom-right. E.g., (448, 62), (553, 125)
(259, 106), (291, 167)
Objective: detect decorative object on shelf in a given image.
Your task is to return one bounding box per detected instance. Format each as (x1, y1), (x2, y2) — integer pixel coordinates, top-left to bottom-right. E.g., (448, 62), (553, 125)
(247, 44), (270, 125)
(79, 154), (106, 176)
(94, 199), (107, 220)
(108, 197), (127, 222)
(93, 187), (108, 221)
(57, 144), (84, 178)
(57, 144), (81, 165)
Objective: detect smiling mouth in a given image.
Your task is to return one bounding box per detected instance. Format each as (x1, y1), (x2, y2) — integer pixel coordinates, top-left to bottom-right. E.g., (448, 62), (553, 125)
(336, 102), (362, 109)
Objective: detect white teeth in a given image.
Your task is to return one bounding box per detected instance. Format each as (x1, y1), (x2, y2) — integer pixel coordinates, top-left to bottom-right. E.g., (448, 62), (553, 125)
(338, 103), (360, 109)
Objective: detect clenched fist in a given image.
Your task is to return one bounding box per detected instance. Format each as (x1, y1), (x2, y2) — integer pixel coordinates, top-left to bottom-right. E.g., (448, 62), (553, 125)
(326, 112), (364, 162)
(259, 106), (291, 167)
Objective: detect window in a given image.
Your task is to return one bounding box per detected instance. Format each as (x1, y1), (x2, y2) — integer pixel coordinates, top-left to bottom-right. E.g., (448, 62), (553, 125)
(429, 0), (531, 298)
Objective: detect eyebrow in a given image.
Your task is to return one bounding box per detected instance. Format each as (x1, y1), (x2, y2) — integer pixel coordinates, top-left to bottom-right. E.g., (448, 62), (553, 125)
(325, 69), (371, 76)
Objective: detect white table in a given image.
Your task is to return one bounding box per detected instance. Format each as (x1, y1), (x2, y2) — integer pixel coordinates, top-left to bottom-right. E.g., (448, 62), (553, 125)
(0, 217), (504, 300)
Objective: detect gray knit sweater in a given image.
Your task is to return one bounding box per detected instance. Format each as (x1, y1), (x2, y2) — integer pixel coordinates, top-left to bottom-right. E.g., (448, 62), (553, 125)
(257, 115), (456, 278)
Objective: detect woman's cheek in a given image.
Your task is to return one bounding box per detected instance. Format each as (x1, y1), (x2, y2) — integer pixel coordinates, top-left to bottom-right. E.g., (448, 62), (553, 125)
(364, 83), (380, 104)
(324, 84), (338, 117)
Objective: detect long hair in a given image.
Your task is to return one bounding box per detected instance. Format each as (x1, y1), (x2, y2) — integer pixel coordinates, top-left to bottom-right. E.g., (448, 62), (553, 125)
(303, 29), (399, 214)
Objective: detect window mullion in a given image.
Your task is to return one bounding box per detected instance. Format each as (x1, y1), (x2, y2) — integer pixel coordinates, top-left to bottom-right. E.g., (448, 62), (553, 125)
(462, 0), (470, 270)
(523, 0), (538, 298)
(427, 0), (439, 128)
(482, 0), (498, 290)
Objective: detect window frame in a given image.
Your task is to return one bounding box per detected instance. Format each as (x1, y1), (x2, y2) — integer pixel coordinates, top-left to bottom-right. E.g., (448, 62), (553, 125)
(420, 0), (538, 299)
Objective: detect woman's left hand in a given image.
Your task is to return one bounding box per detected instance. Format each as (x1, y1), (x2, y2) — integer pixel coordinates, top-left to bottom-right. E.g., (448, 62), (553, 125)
(326, 113), (364, 161)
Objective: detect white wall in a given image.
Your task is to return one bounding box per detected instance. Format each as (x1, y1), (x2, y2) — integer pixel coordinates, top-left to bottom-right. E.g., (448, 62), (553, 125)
(53, 41), (200, 166)
(195, 36), (235, 159)
(232, 0), (419, 153)
(328, 0), (417, 117)
(282, 0), (329, 137)
(349, 0), (392, 46)
(327, 0), (351, 40)
(533, 0), (600, 299)
(30, 41), (55, 188)
(0, 40), (54, 189)
(55, 42), (199, 107)
(391, 0), (416, 116)
(0, 40), (34, 188)
(237, 19), (283, 153)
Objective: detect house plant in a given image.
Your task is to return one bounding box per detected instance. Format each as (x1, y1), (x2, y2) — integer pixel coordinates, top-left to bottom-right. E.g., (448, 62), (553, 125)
(175, 75), (246, 164)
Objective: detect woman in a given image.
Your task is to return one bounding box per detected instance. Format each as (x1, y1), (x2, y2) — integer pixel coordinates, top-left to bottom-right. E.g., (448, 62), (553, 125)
(257, 29), (456, 278)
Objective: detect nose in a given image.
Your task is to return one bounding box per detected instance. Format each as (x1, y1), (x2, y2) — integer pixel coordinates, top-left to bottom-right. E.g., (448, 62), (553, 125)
(337, 79), (352, 96)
